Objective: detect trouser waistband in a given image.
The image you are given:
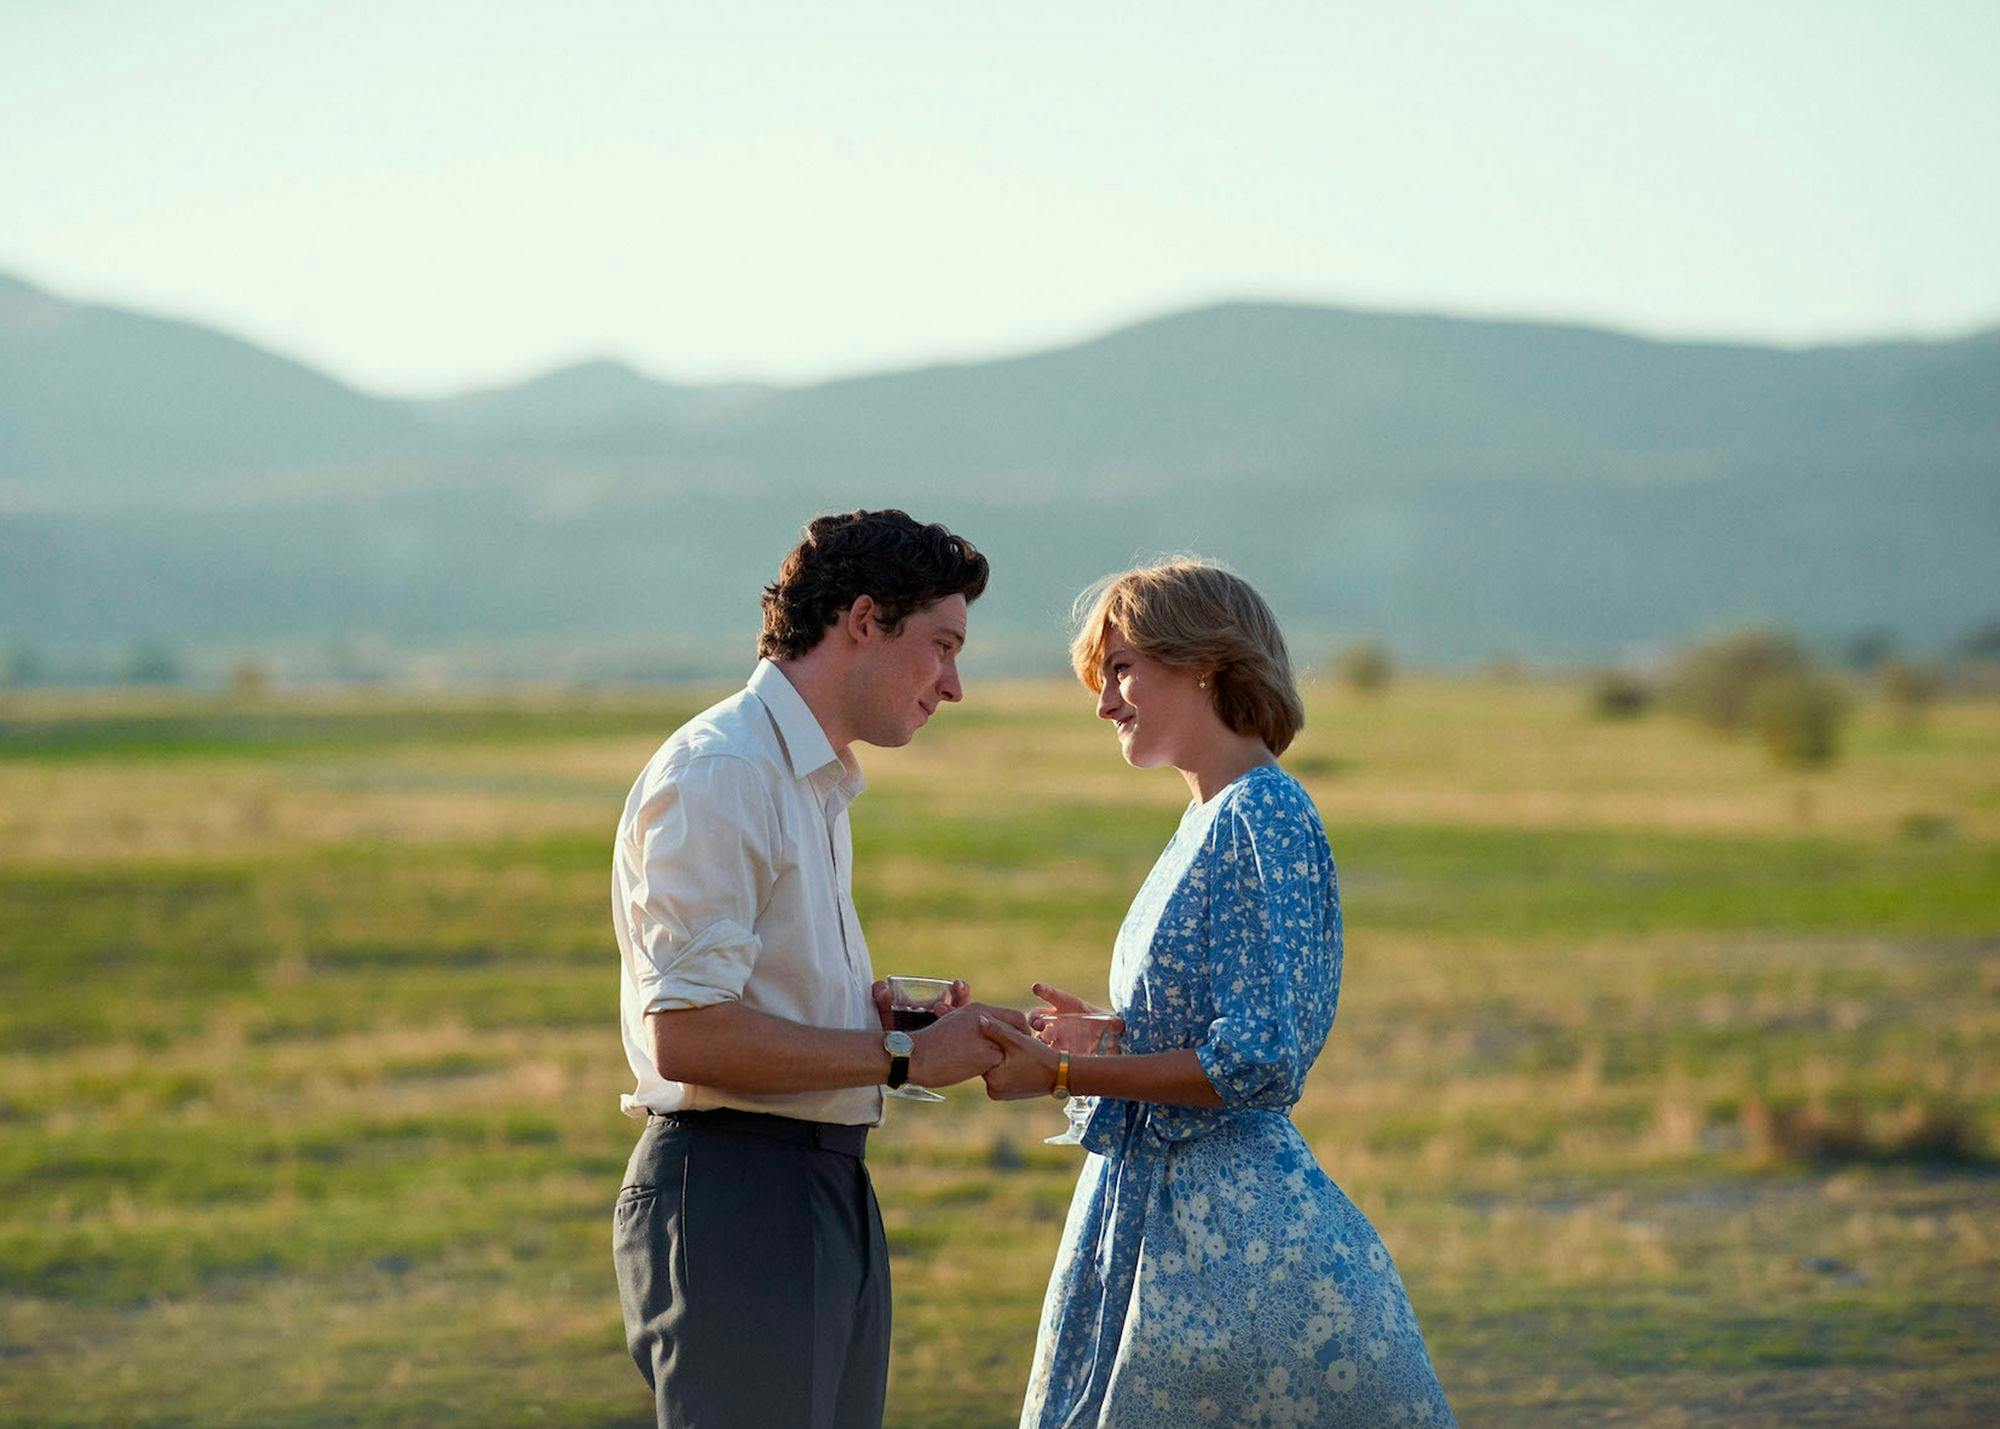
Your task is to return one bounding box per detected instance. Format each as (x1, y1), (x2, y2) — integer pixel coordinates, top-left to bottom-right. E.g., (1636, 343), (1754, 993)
(649, 1108), (870, 1159)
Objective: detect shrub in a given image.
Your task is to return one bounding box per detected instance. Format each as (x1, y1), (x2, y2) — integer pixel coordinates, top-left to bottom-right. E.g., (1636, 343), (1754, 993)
(122, 638), (182, 686)
(1666, 628), (1809, 731)
(1748, 670), (1850, 767)
(1878, 658), (1944, 728)
(1589, 670), (1651, 719)
(1840, 628), (1897, 672)
(1741, 1093), (1987, 1167)
(229, 661), (270, 704)
(1898, 811), (1957, 842)
(1336, 641), (1392, 695)
(1959, 618), (2000, 662)
(1, 643), (45, 688)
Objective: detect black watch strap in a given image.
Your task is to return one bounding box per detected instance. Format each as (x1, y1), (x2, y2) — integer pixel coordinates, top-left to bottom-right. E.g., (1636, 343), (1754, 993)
(884, 1031), (914, 1089)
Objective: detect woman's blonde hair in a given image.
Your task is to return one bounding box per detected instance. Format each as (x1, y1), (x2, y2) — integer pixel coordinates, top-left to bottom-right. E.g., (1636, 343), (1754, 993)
(1070, 558), (1305, 755)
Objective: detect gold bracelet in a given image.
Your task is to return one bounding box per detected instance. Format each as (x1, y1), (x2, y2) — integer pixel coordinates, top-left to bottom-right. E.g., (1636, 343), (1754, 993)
(1051, 1052), (1071, 1099)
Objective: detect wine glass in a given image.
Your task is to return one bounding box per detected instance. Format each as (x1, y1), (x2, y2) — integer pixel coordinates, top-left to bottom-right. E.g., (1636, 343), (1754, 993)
(883, 975), (954, 1102)
(1040, 1012), (1124, 1145)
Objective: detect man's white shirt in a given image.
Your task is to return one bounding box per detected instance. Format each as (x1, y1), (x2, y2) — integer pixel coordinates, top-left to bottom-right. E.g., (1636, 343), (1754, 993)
(614, 659), (884, 1125)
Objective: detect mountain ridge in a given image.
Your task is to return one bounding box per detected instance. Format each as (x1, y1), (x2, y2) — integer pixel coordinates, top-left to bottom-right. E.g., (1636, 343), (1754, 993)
(1, 269), (1992, 673)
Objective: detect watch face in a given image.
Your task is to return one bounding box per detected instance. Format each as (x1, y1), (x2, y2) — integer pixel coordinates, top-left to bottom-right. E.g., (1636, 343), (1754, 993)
(884, 1031), (915, 1056)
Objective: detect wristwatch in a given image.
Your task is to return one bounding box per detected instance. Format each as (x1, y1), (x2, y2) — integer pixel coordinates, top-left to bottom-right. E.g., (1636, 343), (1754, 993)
(883, 1030), (914, 1089)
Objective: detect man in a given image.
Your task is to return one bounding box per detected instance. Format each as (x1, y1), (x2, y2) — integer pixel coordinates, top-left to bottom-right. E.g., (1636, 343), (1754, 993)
(612, 509), (1021, 1428)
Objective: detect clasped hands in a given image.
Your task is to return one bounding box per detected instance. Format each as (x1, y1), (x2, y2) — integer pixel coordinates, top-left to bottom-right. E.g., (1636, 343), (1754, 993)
(869, 979), (1123, 1099)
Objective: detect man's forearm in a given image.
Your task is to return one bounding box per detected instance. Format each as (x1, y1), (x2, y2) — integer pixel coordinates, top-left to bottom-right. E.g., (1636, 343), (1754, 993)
(647, 1002), (890, 1094)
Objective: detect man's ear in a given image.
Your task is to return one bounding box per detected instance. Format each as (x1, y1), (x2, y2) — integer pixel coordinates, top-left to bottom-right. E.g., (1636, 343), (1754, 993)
(842, 595), (878, 646)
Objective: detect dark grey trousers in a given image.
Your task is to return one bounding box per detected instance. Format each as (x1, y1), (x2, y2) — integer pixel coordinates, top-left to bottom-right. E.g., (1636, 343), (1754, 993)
(613, 1110), (891, 1429)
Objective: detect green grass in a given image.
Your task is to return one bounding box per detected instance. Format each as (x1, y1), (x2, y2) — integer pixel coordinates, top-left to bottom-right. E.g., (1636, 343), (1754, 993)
(0, 695), (707, 763)
(1, 683), (1997, 1425)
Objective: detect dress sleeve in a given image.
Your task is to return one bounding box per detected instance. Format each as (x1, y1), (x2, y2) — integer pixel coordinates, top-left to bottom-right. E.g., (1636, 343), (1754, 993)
(1190, 789), (1318, 1110)
(623, 755), (779, 1013)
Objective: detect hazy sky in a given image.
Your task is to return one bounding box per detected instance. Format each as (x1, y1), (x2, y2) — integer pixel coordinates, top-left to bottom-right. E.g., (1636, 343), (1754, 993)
(4, 1), (1996, 395)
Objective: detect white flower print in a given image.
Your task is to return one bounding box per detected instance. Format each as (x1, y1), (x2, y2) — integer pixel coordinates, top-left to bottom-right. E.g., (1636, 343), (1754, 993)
(1326, 1358), (1359, 1393)
(1245, 1238), (1269, 1265)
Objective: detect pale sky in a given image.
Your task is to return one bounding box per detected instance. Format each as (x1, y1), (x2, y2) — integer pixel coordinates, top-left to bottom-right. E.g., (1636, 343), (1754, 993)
(4, 0), (1996, 395)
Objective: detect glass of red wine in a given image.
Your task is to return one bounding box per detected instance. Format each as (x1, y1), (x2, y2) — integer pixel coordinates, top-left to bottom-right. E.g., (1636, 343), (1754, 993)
(884, 975), (954, 1102)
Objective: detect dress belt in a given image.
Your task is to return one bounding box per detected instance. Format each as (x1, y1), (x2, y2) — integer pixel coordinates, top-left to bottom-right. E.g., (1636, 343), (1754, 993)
(649, 1107), (870, 1159)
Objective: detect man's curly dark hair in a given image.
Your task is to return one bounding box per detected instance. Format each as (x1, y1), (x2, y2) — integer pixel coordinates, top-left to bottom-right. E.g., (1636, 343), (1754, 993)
(758, 510), (990, 661)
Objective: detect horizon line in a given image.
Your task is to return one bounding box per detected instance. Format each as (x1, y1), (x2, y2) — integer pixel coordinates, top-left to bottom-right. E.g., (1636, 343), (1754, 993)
(5, 265), (1997, 404)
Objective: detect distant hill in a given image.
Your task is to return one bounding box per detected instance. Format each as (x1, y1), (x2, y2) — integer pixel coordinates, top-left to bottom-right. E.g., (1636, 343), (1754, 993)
(1, 271), (1994, 676)
(417, 359), (774, 445)
(0, 274), (416, 492)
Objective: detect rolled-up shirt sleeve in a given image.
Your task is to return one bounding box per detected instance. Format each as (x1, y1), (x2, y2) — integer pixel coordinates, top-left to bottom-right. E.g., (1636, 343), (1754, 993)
(1191, 797), (1311, 1109)
(624, 754), (778, 1013)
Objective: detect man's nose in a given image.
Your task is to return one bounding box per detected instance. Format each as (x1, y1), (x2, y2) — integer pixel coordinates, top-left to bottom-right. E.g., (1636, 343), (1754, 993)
(938, 661), (963, 703)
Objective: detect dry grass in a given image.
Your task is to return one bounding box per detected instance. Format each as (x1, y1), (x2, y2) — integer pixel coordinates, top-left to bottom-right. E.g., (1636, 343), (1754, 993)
(2, 678), (1997, 1425)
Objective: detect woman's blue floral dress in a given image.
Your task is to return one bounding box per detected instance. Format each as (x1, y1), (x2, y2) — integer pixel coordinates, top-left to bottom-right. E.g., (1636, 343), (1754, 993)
(1022, 764), (1455, 1428)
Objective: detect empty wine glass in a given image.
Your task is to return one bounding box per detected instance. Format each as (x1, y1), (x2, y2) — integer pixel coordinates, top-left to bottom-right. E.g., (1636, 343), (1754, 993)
(1041, 1012), (1123, 1145)
(883, 975), (954, 1102)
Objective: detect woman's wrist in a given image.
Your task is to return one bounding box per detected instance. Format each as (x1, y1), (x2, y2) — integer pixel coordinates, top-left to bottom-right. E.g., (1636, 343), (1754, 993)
(1064, 1048), (1225, 1109)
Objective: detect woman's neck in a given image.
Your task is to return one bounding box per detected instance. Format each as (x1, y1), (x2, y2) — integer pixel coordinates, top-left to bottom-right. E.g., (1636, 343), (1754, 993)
(1178, 735), (1277, 805)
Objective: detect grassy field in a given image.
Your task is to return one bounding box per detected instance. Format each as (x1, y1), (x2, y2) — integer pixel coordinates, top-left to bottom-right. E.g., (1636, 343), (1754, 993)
(2, 676), (1997, 1425)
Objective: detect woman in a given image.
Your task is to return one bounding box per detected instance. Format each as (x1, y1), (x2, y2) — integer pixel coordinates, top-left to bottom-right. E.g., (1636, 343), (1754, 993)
(979, 560), (1455, 1428)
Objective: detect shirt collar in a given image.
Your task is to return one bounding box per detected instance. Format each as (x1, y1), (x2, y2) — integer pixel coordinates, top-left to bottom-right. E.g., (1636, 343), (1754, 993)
(747, 658), (861, 793)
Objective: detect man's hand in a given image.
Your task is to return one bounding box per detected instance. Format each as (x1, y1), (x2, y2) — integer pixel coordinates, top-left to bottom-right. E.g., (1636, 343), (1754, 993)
(870, 977), (969, 1031)
(977, 1016), (1061, 1100)
(908, 1002), (1029, 1086)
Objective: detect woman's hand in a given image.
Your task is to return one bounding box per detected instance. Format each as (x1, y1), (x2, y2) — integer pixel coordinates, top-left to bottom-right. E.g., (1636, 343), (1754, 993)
(977, 1017), (1061, 1100)
(1027, 982), (1109, 1040)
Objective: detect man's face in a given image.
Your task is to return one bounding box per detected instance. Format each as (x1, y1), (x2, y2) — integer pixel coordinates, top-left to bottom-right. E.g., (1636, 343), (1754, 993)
(851, 593), (968, 747)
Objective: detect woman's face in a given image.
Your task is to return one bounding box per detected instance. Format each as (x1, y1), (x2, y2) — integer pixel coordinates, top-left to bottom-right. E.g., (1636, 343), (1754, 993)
(1094, 632), (1212, 770)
